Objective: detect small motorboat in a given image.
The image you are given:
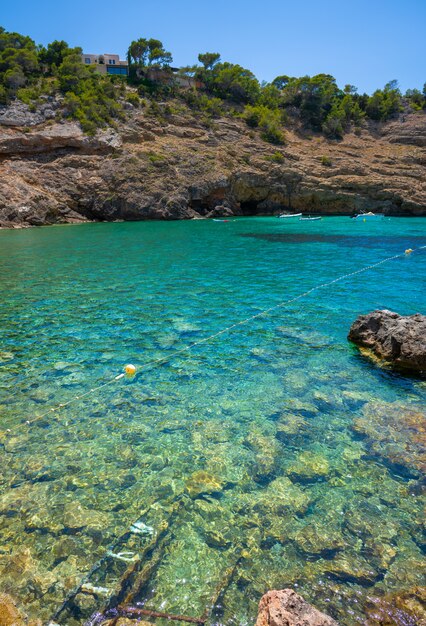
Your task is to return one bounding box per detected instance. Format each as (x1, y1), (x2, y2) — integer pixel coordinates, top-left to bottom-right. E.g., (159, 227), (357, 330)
(351, 212), (384, 221)
(278, 212), (302, 218)
(300, 216), (322, 221)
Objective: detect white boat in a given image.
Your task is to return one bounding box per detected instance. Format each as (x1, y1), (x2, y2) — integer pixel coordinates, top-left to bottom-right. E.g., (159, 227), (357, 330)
(278, 212), (302, 218)
(300, 216), (322, 221)
(352, 212), (384, 221)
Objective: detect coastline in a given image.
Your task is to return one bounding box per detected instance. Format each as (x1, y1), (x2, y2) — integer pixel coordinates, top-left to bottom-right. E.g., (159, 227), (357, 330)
(1, 105), (425, 229)
(1, 212), (426, 232)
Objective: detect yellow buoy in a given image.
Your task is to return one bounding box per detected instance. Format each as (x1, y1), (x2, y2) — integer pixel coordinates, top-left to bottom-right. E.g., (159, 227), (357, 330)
(405, 248), (413, 255)
(125, 364), (136, 376)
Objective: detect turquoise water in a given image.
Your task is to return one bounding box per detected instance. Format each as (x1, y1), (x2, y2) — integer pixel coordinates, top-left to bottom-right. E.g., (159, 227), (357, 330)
(0, 217), (425, 625)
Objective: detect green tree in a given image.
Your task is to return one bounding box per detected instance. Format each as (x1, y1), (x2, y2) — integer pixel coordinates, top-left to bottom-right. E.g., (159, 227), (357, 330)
(203, 62), (260, 103)
(272, 75), (290, 90)
(405, 88), (423, 109)
(366, 90), (385, 120)
(281, 74), (340, 130)
(0, 27), (40, 99)
(149, 46), (172, 67)
(4, 66), (26, 90)
(128, 38), (149, 65)
(38, 40), (69, 73)
(365, 81), (402, 121)
(198, 52), (221, 70)
(259, 83), (281, 109)
(127, 37), (172, 67)
(343, 84), (358, 94)
(57, 48), (87, 92)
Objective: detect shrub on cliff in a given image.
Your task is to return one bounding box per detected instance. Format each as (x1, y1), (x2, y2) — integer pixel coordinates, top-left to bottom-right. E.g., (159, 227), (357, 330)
(278, 74), (340, 130)
(243, 105), (286, 144)
(405, 88), (425, 110)
(365, 81), (402, 120)
(183, 91), (223, 117)
(58, 49), (123, 133)
(322, 94), (364, 138)
(126, 92), (140, 107)
(196, 59), (261, 104)
(0, 27), (40, 101)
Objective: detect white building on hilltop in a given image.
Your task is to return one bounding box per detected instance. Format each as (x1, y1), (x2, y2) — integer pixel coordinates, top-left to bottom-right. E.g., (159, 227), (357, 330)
(81, 53), (128, 76)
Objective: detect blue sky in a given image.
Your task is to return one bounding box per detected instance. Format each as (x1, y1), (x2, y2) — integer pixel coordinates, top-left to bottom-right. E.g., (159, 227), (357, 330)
(2, 0), (425, 94)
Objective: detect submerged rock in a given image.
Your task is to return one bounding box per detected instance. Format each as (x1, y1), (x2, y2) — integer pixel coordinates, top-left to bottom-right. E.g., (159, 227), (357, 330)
(276, 413), (308, 438)
(246, 428), (282, 480)
(185, 470), (224, 498)
(0, 593), (25, 626)
(287, 452), (330, 483)
(323, 551), (379, 585)
(256, 589), (337, 626)
(249, 476), (311, 517)
(292, 523), (345, 558)
(351, 401), (426, 477)
(364, 586), (426, 626)
(63, 501), (113, 532)
(348, 309), (426, 375)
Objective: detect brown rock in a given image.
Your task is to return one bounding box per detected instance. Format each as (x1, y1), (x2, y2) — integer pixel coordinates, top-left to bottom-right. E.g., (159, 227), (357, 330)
(256, 589), (337, 626)
(348, 309), (426, 374)
(0, 593), (25, 626)
(206, 204), (235, 218)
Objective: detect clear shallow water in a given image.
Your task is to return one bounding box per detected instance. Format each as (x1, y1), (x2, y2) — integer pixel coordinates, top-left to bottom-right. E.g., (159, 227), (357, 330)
(0, 217), (425, 625)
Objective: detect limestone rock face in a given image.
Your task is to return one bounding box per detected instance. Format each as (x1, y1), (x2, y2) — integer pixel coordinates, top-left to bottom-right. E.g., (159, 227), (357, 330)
(0, 99), (57, 127)
(256, 589), (338, 626)
(381, 115), (426, 147)
(348, 309), (426, 374)
(0, 103), (425, 228)
(0, 122), (121, 155)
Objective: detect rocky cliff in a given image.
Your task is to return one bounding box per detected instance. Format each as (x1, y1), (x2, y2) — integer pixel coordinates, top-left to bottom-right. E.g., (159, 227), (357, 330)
(0, 100), (425, 228)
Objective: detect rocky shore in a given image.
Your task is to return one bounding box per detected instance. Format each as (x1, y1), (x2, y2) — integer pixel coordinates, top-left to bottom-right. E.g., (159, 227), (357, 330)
(0, 100), (425, 228)
(1, 588), (339, 626)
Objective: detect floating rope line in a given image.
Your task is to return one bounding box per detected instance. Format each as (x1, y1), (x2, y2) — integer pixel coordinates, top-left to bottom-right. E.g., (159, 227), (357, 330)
(3, 245), (425, 439)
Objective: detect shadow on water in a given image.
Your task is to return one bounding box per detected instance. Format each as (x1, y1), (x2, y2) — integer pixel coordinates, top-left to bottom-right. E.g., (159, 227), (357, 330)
(239, 233), (426, 248)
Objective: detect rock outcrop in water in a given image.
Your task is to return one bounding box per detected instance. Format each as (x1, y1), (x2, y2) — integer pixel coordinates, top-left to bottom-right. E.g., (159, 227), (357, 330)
(348, 309), (426, 374)
(0, 100), (425, 228)
(256, 589), (338, 626)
